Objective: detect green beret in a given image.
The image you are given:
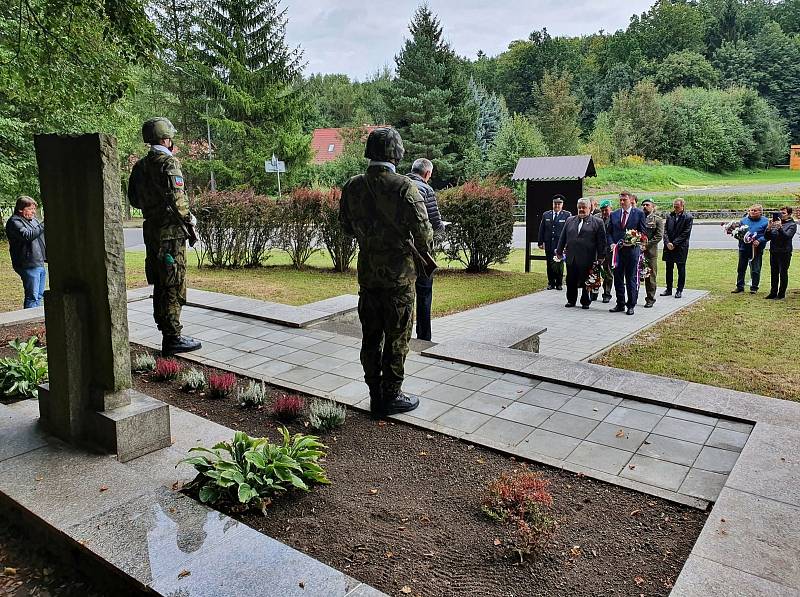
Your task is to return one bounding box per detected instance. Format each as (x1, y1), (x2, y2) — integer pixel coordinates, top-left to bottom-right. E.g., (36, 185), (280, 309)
(599, 200), (612, 208)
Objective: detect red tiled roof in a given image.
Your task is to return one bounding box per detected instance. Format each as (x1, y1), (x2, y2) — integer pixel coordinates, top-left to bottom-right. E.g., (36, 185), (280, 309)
(310, 126), (384, 164)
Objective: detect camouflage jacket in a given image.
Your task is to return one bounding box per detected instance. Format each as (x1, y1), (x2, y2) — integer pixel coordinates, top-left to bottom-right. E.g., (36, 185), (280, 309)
(644, 211), (665, 254)
(128, 148), (190, 242)
(340, 165), (433, 289)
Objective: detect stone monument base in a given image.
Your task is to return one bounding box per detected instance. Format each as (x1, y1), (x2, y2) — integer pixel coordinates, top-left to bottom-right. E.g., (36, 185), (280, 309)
(39, 384), (171, 462)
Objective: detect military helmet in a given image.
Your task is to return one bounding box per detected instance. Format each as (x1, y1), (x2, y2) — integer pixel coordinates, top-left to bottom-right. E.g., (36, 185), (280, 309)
(364, 127), (404, 162)
(142, 117), (177, 144)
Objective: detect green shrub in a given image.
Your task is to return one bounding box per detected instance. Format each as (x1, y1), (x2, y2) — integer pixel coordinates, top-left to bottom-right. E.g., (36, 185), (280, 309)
(180, 368), (207, 392)
(0, 337), (48, 399)
(439, 180), (516, 273)
(308, 399), (346, 431)
(131, 353), (156, 373)
(275, 188), (322, 269)
(318, 187), (357, 272)
(181, 428), (330, 513)
(238, 380), (267, 408)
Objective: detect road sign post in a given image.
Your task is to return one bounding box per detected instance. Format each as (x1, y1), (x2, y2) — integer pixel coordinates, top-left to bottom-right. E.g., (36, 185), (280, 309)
(265, 154), (287, 197)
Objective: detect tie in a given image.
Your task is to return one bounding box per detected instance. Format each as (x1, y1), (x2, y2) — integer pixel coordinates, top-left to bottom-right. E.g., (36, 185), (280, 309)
(621, 210), (628, 229)
(577, 220), (583, 234)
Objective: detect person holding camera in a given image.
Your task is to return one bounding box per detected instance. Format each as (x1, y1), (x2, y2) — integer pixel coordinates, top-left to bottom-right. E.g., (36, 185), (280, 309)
(764, 206), (797, 300)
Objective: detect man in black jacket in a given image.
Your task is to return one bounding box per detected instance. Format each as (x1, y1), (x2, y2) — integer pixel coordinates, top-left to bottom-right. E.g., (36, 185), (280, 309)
(661, 198), (693, 299)
(764, 206), (797, 300)
(556, 198), (607, 309)
(407, 158), (445, 341)
(538, 195), (570, 290)
(5, 195), (46, 309)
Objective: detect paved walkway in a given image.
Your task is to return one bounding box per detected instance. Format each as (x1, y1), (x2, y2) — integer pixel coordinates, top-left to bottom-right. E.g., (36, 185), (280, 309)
(127, 291), (741, 507)
(431, 287), (708, 361)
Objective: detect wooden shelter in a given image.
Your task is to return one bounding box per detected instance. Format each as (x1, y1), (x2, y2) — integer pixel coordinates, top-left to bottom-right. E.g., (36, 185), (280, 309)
(511, 155), (597, 273)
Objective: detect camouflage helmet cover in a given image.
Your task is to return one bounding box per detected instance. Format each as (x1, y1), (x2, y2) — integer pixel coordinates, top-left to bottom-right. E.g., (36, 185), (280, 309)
(364, 127), (404, 162)
(142, 117), (177, 144)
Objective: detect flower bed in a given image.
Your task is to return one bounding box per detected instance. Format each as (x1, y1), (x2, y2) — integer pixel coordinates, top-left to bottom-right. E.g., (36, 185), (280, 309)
(130, 346), (708, 597)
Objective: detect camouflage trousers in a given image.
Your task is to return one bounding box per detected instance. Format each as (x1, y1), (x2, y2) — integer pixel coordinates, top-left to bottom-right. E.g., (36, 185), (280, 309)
(145, 237), (187, 338)
(358, 284), (415, 396)
(644, 249), (659, 304)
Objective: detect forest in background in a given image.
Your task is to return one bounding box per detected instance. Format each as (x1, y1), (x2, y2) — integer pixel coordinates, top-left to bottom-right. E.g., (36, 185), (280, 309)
(1, 0), (798, 206)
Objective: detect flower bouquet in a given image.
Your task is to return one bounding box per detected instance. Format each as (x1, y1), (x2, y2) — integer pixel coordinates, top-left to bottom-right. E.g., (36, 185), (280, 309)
(639, 258), (652, 283)
(722, 221), (750, 241)
(585, 260), (604, 293)
(622, 229), (648, 247)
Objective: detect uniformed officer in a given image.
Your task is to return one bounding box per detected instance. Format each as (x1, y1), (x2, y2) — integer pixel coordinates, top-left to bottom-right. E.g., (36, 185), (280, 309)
(128, 117), (201, 356)
(339, 128), (433, 417)
(641, 199), (664, 308)
(538, 195), (571, 289)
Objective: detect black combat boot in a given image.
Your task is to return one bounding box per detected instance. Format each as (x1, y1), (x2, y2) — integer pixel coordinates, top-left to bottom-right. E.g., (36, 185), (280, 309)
(162, 335), (202, 356)
(381, 390), (420, 416)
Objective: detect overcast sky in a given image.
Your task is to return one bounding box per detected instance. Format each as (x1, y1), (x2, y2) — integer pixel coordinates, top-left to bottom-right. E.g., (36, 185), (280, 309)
(283, 0), (657, 80)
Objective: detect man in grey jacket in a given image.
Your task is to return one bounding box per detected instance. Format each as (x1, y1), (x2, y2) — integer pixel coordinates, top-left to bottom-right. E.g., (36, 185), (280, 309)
(5, 195), (47, 308)
(407, 158), (445, 341)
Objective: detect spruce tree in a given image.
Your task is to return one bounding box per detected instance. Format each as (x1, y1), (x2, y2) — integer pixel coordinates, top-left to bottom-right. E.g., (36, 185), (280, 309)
(469, 78), (508, 159)
(386, 5), (477, 186)
(193, 0), (311, 192)
(532, 70), (582, 156)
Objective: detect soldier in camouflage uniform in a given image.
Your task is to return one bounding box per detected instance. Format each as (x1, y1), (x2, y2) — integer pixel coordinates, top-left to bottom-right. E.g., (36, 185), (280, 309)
(641, 199), (665, 308)
(128, 117), (202, 356)
(340, 128), (433, 417)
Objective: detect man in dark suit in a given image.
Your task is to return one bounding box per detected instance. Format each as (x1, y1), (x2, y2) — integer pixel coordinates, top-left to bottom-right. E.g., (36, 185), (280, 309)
(538, 195), (571, 290)
(556, 198), (607, 309)
(607, 192), (648, 315)
(661, 198), (694, 299)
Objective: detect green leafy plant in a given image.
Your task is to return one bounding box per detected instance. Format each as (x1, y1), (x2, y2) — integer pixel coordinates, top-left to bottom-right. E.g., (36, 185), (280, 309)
(482, 470), (555, 562)
(317, 187), (357, 272)
(0, 337), (48, 399)
(180, 428), (330, 513)
(308, 398), (346, 431)
(238, 380), (267, 408)
(180, 368), (207, 392)
(131, 353), (156, 372)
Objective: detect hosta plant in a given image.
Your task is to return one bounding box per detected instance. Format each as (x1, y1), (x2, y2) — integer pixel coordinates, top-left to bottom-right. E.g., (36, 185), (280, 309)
(238, 380), (266, 408)
(0, 337), (48, 399)
(180, 368), (206, 392)
(308, 399), (346, 431)
(180, 428), (330, 513)
(132, 353), (156, 373)
(153, 358), (182, 381)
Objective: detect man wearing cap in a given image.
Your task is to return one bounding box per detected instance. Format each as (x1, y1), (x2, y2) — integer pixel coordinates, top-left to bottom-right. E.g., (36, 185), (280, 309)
(538, 195), (571, 290)
(128, 117), (201, 356)
(641, 199), (664, 308)
(599, 200), (614, 303)
(340, 127), (433, 418)
(608, 191), (648, 315)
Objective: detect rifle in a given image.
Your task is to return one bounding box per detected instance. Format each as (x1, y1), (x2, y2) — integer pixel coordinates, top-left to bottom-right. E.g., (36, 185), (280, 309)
(164, 202), (198, 247)
(406, 239), (438, 278)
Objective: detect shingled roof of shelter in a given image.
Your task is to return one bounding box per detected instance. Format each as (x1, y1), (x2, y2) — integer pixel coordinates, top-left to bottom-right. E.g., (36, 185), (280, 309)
(511, 155), (597, 181)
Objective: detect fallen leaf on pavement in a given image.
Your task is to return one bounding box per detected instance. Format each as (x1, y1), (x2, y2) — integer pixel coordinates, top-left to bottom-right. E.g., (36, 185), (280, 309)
(99, 485), (109, 492)
(178, 569), (191, 579)
(615, 429), (625, 438)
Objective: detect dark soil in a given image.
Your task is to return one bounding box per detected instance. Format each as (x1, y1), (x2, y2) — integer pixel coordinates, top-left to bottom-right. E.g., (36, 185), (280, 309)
(130, 345), (708, 597)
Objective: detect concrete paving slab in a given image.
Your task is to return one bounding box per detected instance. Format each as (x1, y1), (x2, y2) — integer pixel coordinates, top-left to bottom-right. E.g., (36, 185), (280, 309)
(586, 422), (648, 453)
(470, 418), (532, 446)
(706, 427), (749, 452)
(679, 469), (728, 502)
(652, 417), (714, 445)
(694, 446), (739, 474)
(567, 442), (633, 475)
(637, 434), (703, 467)
(518, 428), (581, 460)
(496, 402), (552, 427)
(434, 407), (492, 434)
(621, 455), (690, 492)
(458, 392), (513, 416)
(603, 406), (663, 432)
(406, 399), (453, 422)
(422, 384), (475, 406)
(518, 388), (571, 410)
(559, 396), (615, 421)
(672, 555), (796, 597)
(540, 412), (600, 439)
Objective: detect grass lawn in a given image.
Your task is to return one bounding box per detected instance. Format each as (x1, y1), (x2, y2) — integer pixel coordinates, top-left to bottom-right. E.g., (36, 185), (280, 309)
(592, 249), (800, 402)
(588, 164), (799, 194)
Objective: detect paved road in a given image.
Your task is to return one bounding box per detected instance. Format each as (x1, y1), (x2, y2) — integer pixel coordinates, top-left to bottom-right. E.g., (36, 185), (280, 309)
(124, 222), (800, 252)
(588, 180), (800, 198)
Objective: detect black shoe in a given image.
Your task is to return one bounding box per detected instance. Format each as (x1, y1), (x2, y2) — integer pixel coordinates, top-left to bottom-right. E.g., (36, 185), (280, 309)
(750, 289), (758, 294)
(626, 307), (635, 315)
(731, 288), (744, 294)
(556, 285), (563, 290)
(601, 296), (611, 304)
(765, 294), (777, 299)
(546, 285), (555, 290)
(674, 291), (682, 299)
(581, 305), (590, 310)
(660, 289), (672, 296)
(377, 392), (420, 416)
(565, 303), (575, 308)
(643, 302), (654, 308)
(609, 305), (625, 313)
(777, 294), (786, 299)
(162, 335), (202, 356)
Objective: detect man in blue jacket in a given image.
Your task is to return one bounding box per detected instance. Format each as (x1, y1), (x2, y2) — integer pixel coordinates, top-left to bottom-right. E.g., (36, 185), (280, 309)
(733, 204), (769, 294)
(607, 192), (648, 315)
(538, 195), (570, 290)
